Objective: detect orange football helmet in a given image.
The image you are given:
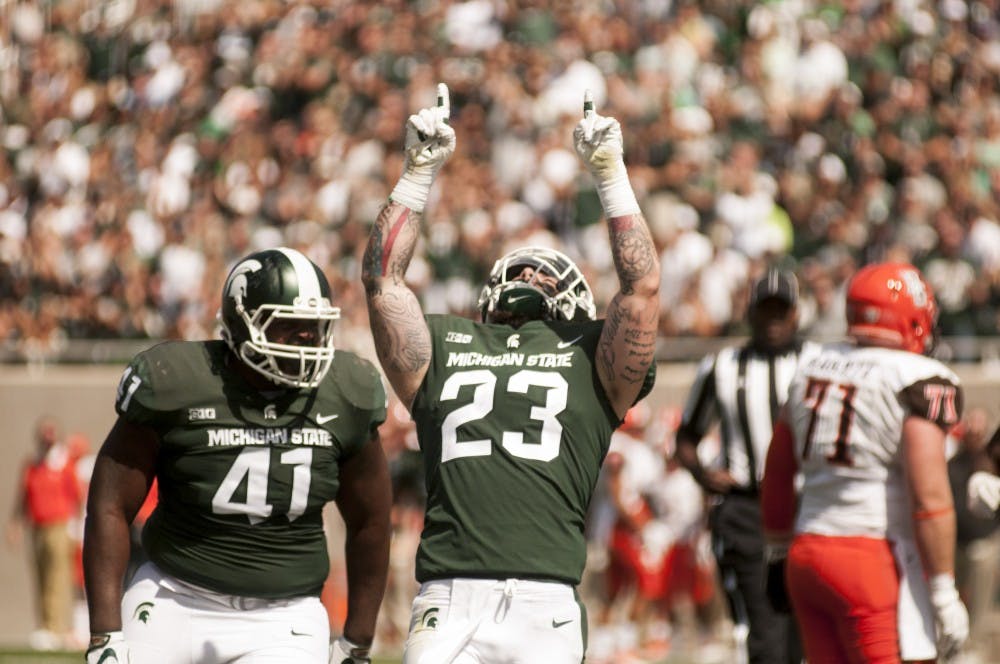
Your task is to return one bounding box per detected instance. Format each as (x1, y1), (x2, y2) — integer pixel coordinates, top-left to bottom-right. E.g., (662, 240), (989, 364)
(846, 262), (937, 354)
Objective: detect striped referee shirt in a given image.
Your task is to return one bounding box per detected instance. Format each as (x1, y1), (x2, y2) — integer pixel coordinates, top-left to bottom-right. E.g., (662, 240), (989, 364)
(678, 340), (822, 491)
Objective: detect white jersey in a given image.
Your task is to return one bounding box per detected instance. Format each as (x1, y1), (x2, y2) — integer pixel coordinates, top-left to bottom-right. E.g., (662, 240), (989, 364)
(788, 343), (962, 540)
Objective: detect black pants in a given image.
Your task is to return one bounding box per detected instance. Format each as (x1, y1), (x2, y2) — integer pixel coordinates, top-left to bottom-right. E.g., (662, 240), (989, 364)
(710, 492), (801, 664)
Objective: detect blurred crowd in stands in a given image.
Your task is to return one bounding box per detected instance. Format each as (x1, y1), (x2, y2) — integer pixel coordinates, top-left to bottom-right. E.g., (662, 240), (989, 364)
(2, 0), (1000, 364)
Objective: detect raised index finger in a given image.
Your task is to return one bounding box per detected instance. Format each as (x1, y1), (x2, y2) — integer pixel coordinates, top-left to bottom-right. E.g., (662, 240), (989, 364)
(437, 83), (450, 122)
(582, 89), (596, 141)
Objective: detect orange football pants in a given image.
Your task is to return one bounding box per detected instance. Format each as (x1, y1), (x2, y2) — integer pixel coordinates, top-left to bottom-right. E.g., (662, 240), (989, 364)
(786, 534), (900, 664)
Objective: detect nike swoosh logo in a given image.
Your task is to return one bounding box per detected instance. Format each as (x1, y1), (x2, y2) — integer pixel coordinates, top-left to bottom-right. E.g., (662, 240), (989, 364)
(316, 414), (339, 424)
(556, 335), (583, 349)
(290, 628), (313, 637)
(506, 295), (532, 304)
(552, 619), (573, 628)
(96, 651), (120, 664)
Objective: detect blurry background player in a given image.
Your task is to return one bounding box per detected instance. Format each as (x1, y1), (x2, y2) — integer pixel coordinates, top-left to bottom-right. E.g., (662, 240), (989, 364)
(6, 416), (83, 651)
(83, 247), (391, 664)
(674, 267), (813, 664)
(597, 404), (671, 661)
(588, 406), (721, 664)
(762, 261), (969, 663)
(362, 85), (659, 663)
(947, 407), (1000, 659)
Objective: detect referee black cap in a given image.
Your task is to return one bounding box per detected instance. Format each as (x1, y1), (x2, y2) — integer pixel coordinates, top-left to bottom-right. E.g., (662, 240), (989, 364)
(750, 268), (798, 309)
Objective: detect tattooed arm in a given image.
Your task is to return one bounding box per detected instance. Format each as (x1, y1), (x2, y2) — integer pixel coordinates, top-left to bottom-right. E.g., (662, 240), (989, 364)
(362, 203), (432, 409)
(362, 84), (455, 410)
(573, 91), (660, 418)
(597, 214), (660, 418)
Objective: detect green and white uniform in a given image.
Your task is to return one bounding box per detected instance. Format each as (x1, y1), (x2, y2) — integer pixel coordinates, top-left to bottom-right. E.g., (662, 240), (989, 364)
(404, 315), (652, 663)
(115, 340), (386, 598)
(412, 315), (622, 585)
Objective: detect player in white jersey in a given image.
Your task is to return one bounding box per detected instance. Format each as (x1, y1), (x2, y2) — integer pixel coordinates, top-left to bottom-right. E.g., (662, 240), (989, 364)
(761, 262), (969, 663)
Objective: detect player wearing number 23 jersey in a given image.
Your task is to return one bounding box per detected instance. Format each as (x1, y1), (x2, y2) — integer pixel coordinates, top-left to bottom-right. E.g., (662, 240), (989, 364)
(83, 248), (391, 664)
(364, 85), (660, 663)
(762, 262), (969, 664)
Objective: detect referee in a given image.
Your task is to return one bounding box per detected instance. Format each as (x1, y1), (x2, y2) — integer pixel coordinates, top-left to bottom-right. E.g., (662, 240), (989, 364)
(675, 267), (815, 664)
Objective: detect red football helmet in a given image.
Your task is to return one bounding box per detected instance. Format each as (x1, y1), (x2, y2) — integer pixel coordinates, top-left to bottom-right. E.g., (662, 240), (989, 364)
(846, 262), (937, 354)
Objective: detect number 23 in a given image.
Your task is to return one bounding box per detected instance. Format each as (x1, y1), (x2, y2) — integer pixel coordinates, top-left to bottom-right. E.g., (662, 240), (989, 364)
(440, 369), (568, 463)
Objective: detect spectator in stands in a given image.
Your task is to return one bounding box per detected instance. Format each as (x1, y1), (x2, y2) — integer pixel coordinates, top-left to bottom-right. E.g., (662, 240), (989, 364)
(1, 2), (1000, 361)
(5, 415), (82, 650)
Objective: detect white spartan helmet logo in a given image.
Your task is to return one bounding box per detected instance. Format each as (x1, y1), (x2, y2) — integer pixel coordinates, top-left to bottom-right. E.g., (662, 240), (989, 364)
(507, 334), (520, 349)
(264, 404), (277, 420)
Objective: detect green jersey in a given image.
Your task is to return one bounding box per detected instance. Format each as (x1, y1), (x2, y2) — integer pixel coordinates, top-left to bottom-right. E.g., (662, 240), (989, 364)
(412, 315), (644, 584)
(115, 340), (386, 599)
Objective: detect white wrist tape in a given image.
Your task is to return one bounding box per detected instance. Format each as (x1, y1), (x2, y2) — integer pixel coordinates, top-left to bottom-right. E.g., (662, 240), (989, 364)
(595, 163), (640, 217)
(929, 573), (959, 606)
(390, 169), (434, 213)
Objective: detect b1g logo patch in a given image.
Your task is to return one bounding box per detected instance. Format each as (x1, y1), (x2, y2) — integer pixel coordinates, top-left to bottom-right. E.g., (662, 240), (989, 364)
(189, 407), (216, 421)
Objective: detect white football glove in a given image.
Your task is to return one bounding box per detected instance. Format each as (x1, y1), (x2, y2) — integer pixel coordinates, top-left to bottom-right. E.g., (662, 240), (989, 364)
(967, 470), (1000, 519)
(85, 631), (130, 664)
(390, 83), (455, 212)
(329, 636), (372, 664)
(929, 574), (969, 661)
(572, 90), (639, 218)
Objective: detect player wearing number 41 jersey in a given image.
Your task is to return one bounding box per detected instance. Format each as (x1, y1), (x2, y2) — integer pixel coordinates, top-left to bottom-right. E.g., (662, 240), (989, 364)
(762, 262), (969, 664)
(363, 84), (659, 663)
(83, 247), (391, 664)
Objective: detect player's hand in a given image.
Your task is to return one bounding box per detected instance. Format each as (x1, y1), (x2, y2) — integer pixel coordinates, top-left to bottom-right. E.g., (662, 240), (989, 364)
(572, 89), (625, 182)
(329, 636), (372, 664)
(85, 632), (130, 664)
(967, 470), (1000, 518)
(402, 83), (455, 175)
(391, 83), (455, 212)
(929, 574), (969, 661)
(764, 544), (791, 613)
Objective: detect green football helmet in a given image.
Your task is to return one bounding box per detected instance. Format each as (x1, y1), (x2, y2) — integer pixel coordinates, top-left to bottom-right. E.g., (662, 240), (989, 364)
(478, 246), (596, 324)
(219, 247), (340, 388)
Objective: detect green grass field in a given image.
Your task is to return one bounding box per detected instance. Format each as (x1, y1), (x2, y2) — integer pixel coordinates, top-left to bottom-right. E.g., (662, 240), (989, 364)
(0, 652), (401, 664)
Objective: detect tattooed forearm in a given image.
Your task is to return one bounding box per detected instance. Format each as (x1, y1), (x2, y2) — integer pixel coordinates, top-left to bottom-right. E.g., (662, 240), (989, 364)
(598, 306), (623, 378)
(601, 299), (657, 384)
(608, 214), (657, 295)
(362, 203), (421, 290)
(363, 201), (432, 406)
(599, 212), (659, 416)
(368, 292), (431, 374)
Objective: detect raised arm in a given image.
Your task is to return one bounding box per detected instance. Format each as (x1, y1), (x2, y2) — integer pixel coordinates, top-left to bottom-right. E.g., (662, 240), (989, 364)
(573, 91), (660, 419)
(362, 84), (455, 409)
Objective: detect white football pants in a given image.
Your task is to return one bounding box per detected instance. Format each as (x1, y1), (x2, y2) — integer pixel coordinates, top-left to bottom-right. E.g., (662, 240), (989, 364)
(403, 577), (586, 664)
(121, 562), (330, 663)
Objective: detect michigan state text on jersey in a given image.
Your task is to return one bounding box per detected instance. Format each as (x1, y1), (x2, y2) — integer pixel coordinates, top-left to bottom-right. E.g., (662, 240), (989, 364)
(83, 247), (391, 664)
(415, 315), (636, 585)
(117, 339), (385, 597)
(364, 85), (660, 664)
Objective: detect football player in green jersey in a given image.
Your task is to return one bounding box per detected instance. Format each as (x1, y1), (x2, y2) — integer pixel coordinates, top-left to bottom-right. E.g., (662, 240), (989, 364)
(362, 84), (660, 663)
(83, 247), (391, 664)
